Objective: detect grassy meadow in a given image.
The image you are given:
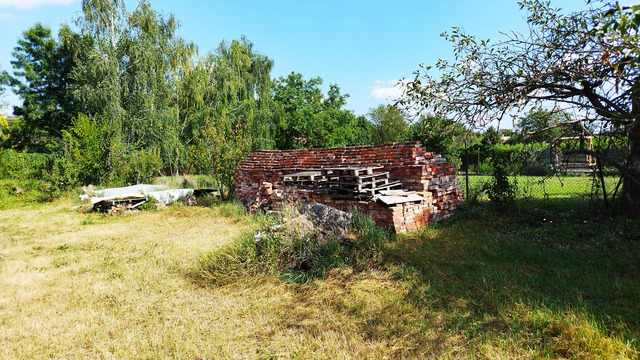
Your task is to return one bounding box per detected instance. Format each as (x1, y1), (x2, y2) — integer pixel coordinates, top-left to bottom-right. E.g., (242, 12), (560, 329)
(0, 180), (639, 359)
(460, 174), (619, 200)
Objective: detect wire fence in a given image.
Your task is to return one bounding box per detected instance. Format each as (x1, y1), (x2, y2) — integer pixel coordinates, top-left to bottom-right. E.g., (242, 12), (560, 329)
(457, 145), (621, 213)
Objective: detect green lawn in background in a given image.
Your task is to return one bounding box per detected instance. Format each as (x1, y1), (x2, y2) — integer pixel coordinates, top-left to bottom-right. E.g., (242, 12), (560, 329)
(459, 174), (619, 199)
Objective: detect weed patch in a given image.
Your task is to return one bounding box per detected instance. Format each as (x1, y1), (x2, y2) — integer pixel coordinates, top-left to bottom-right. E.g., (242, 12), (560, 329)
(194, 209), (391, 285)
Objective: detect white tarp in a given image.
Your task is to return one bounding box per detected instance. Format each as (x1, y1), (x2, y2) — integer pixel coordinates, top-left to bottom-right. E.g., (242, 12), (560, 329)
(147, 189), (194, 203)
(80, 184), (194, 205)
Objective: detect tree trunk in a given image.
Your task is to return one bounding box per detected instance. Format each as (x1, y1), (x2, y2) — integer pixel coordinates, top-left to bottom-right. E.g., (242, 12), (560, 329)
(618, 121), (640, 217)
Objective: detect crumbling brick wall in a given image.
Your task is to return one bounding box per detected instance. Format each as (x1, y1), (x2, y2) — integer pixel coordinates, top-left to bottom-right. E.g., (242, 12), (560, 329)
(235, 141), (463, 232)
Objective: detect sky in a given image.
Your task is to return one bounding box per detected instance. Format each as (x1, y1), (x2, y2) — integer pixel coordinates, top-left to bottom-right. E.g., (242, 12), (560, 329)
(0, 0), (618, 124)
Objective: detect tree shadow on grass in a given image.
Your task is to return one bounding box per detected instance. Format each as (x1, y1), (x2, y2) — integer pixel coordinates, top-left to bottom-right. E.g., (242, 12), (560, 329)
(385, 203), (640, 357)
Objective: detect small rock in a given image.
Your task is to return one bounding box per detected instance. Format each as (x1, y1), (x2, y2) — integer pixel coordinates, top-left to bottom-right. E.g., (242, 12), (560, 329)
(303, 203), (353, 239)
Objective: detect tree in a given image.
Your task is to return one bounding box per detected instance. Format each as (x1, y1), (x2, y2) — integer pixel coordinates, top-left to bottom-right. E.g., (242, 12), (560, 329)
(2, 23), (75, 151)
(481, 126), (502, 147)
(188, 37), (274, 198)
(368, 104), (409, 145)
(400, 1), (640, 215)
(516, 108), (570, 143)
(272, 72), (367, 149)
(409, 114), (466, 164)
(67, 0), (196, 178)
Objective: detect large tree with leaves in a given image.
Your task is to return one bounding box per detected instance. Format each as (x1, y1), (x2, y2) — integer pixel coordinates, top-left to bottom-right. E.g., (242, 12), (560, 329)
(272, 72), (369, 149)
(368, 104), (409, 145)
(401, 1), (640, 215)
(2, 23), (77, 151)
(187, 37), (274, 198)
(65, 0), (196, 177)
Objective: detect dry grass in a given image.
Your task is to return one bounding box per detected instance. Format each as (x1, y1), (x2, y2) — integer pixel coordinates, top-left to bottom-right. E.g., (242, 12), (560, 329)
(1, 197), (638, 359)
(0, 199), (423, 359)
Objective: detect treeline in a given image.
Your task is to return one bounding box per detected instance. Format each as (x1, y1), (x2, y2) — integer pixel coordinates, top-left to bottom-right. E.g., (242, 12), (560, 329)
(0, 0), (397, 197)
(0, 0), (594, 200)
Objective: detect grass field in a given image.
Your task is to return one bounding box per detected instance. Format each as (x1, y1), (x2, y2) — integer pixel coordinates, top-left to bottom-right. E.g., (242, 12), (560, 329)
(460, 174), (619, 199)
(1, 187), (639, 358)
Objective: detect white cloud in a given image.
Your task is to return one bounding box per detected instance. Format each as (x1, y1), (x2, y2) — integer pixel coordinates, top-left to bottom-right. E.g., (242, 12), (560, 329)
(0, 11), (16, 20)
(369, 79), (405, 101)
(0, 0), (77, 10)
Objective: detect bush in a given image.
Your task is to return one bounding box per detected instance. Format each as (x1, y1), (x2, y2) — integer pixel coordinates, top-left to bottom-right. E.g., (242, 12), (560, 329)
(194, 208), (392, 286)
(0, 149), (51, 179)
(118, 147), (163, 185)
(482, 159), (518, 210)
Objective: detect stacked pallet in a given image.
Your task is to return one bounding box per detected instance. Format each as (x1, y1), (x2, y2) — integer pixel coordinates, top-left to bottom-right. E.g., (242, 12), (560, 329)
(281, 170), (325, 189)
(280, 166), (402, 198)
(322, 166), (401, 195)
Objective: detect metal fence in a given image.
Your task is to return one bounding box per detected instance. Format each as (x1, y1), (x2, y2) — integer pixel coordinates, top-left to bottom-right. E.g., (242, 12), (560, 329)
(456, 145), (621, 213)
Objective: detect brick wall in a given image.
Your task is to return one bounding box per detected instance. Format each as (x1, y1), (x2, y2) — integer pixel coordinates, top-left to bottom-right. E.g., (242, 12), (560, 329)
(269, 187), (434, 233)
(235, 141), (463, 232)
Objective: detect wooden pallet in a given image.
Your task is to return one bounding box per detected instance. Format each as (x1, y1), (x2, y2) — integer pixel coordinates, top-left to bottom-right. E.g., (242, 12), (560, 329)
(281, 170), (326, 188)
(282, 165), (401, 197)
(282, 170), (323, 182)
(321, 166), (384, 178)
(94, 196), (147, 213)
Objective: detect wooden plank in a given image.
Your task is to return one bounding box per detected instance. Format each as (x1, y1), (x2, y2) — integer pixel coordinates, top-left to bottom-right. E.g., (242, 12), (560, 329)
(377, 192), (425, 205)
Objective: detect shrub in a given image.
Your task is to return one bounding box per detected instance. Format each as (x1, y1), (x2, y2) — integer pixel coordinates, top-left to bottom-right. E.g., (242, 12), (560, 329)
(194, 208), (391, 286)
(0, 149), (51, 180)
(482, 159), (518, 210)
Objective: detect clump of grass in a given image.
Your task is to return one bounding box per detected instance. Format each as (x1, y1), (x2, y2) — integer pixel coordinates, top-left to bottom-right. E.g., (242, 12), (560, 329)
(196, 194), (219, 207)
(215, 200), (247, 219)
(194, 208), (392, 286)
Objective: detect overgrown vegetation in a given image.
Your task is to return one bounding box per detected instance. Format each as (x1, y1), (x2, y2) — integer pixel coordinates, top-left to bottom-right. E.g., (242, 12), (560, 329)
(195, 208), (389, 286)
(2, 195), (637, 358)
(189, 196), (640, 358)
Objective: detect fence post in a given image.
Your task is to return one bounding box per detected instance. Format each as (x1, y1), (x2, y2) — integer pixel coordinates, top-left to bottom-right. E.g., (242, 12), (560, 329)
(465, 138), (470, 199)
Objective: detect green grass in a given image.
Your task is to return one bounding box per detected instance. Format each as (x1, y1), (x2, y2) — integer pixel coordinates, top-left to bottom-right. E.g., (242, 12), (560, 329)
(194, 201), (640, 358)
(1, 179), (638, 358)
(387, 205), (640, 357)
(460, 174), (618, 199)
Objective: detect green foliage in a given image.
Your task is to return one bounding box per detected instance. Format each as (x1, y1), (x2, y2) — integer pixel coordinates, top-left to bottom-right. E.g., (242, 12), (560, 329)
(119, 148), (163, 185)
(190, 114), (252, 200)
(63, 114), (107, 184)
(0, 149), (50, 180)
(517, 108), (569, 143)
(2, 23), (75, 152)
(410, 114), (466, 165)
(482, 158), (518, 210)
(368, 104), (409, 145)
(0, 115), (9, 144)
(0, 178), (60, 207)
(481, 126), (502, 147)
(69, 0), (196, 175)
(186, 37), (273, 198)
(195, 210), (391, 286)
(272, 72), (368, 149)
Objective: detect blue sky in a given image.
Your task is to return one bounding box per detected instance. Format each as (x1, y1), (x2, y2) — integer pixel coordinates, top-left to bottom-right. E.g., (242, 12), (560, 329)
(0, 0), (613, 121)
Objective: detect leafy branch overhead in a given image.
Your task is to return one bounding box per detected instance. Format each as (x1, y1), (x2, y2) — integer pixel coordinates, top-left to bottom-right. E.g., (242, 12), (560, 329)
(402, 1), (640, 129)
(400, 0), (640, 215)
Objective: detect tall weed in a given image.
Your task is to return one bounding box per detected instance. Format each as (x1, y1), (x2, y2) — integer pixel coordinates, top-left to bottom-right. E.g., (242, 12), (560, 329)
(194, 208), (392, 286)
